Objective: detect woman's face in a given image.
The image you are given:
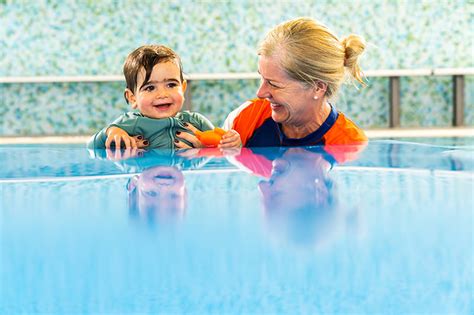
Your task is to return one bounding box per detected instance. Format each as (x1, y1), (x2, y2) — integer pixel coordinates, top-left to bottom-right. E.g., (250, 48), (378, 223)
(256, 55), (316, 126)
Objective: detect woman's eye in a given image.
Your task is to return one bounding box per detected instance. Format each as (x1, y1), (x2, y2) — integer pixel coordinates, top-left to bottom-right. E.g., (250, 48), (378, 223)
(268, 81), (279, 88)
(263, 79), (279, 88)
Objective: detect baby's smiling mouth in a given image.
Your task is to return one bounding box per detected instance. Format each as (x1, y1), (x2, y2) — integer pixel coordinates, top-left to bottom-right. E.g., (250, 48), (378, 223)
(153, 103), (173, 109)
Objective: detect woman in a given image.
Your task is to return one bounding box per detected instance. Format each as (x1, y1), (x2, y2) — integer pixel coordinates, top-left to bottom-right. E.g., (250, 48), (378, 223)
(178, 17), (367, 148)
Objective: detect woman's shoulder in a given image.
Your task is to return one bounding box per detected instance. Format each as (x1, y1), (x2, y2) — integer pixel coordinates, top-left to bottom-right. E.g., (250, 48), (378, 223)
(324, 111), (368, 144)
(223, 99), (272, 129)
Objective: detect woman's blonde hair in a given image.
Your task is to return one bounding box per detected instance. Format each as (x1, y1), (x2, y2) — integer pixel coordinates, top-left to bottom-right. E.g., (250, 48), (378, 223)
(258, 17), (366, 99)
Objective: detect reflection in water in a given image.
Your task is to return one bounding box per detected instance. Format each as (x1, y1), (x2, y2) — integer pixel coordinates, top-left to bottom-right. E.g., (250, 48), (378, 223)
(127, 166), (187, 224)
(94, 144), (367, 240)
(232, 146), (364, 249)
(3, 141), (472, 313)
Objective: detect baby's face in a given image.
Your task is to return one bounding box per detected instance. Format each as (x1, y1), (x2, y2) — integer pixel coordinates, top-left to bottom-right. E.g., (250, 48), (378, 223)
(130, 61), (186, 119)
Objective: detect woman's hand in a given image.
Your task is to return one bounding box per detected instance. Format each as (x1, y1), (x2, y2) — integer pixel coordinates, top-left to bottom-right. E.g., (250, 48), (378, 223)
(105, 127), (149, 149)
(219, 129), (242, 148)
(174, 123), (204, 149)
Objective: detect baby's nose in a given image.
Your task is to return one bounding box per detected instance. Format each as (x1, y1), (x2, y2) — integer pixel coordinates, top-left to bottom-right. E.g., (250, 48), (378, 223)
(154, 87), (168, 98)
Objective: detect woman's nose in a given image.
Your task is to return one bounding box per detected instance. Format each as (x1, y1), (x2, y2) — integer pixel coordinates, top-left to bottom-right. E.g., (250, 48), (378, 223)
(256, 81), (270, 99)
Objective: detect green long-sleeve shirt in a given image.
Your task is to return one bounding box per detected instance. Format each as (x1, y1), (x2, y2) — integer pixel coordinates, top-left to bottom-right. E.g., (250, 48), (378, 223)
(87, 111), (214, 149)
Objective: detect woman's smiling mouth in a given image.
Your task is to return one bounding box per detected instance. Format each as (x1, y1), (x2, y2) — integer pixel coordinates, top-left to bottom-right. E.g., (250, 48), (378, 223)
(270, 102), (284, 111)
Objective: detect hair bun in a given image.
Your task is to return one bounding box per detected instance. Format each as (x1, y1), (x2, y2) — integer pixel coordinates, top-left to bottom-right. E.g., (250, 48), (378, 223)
(341, 34), (366, 85)
(341, 34), (366, 67)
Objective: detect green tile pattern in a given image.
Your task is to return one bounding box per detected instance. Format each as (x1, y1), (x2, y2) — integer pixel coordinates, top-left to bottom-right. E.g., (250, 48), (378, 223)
(0, 1), (472, 135)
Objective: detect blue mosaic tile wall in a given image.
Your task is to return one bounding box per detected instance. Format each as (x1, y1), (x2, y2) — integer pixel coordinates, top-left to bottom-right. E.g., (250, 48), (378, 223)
(0, 0), (472, 136)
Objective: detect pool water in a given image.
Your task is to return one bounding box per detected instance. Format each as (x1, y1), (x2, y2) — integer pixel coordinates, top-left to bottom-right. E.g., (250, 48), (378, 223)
(1, 140), (473, 314)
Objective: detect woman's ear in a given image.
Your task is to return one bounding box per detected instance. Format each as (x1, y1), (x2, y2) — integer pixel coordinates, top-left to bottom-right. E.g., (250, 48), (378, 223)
(316, 81), (327, 91)
(313, 81), (327, 98)
(125, 89), (137, 109)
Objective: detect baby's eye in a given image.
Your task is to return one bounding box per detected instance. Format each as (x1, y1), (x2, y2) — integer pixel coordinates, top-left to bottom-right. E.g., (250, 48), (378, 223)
(143, 85), (155, 92)
(167, 82), (179, 88)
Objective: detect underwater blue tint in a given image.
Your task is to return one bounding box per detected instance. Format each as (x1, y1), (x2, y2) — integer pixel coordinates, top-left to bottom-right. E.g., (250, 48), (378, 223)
(1, 140), (473, 314)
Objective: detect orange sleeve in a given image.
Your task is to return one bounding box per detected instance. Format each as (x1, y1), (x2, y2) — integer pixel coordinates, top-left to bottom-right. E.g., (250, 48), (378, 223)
(230, 99), (273, 146)
(323, 112), (367, 145)
(323, 112), (368, 164)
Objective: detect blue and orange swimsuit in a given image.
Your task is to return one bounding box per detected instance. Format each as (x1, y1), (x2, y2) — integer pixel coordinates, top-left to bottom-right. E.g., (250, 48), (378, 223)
(223, 98), (367, 163)
(224, 98), (367, 147)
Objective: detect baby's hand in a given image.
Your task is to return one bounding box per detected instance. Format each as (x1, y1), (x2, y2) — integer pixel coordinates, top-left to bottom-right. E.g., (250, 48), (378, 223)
(219, 129), (241, 148)
(106, 127), (148, 149)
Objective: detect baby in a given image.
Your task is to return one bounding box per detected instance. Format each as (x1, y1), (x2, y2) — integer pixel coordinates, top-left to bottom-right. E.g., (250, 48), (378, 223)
(87, 45), (240, 150)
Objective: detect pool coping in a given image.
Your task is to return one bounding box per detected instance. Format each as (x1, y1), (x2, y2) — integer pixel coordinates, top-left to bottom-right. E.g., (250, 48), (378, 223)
(0, 127), (473, 144)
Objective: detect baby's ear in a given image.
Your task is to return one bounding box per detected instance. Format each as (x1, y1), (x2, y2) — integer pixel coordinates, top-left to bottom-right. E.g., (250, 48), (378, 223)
(125, 89), (137, 108)
(181, 79), (187, 93)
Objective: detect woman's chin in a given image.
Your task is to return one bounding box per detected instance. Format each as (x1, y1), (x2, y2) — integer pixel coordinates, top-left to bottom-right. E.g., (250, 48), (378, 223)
(271, 111), (289, 124)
